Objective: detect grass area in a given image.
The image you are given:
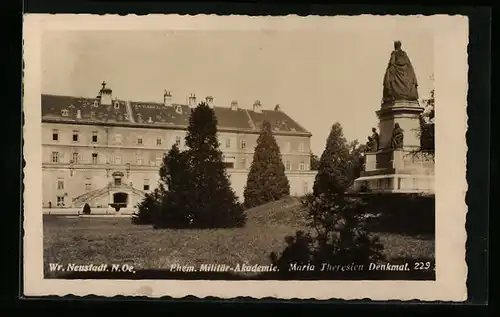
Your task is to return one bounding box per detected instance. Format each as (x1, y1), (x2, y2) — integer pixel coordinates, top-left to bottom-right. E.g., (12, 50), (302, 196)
(43, 196), (434, 278)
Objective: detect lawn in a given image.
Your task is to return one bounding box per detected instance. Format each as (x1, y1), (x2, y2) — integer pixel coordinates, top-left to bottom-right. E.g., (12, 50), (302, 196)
(43, 197), (435, 278)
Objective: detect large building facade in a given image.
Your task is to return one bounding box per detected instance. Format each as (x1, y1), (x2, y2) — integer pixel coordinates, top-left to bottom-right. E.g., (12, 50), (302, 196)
(42, 83), (317, 211)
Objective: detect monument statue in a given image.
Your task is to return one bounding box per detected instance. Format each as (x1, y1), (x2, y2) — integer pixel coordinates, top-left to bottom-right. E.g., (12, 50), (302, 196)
(371, 127), (380, 151)
(365, 136), (374, 152)
(390, 123), (404, 149)
(382, 41), (419, 103)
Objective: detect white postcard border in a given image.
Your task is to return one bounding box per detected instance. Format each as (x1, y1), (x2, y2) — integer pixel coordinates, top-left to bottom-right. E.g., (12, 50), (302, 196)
(23, 14), (468, 301)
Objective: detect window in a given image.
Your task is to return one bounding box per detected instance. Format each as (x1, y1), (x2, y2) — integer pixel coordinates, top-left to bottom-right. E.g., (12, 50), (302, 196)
(114, 100), (120, 109)
(84, 177), (92, 191)
(222, 156), (235, 169)
(143, 179), (150, 191)
(137, 137), (143, 145)
(299, 161), (305, 171)
(285, 160), (291, 170)
(52, 129), (58, 141)
(240, 139), (246, 150)
(156, 137), (162, 146)
(61, 109), (69, 117)
(92, 131), (98, 143)
(72, 152), (79, 163)
(72, 130), (79, 142)
(175, 136), (181, 146)
(51, 152), (59, 163)
(92, 153), (98, 164)
(114, 178), (122, 186)
(225, 139), (231, 148)
(240, 157), (246, 169)
(155, 154), (162, 166)
(57, 178), (64, 190)
(299, 142), (305, 153)
(115, 155), (122, 165)
(302, 181), (309, 195)
(284, 142), (291, 153)
(56, 196), (65, 207)
(115, 134), (122, 144)
(136, 155), (143, 165)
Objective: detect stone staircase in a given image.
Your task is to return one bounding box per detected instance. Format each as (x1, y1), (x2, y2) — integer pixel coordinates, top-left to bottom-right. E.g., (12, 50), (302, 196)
(72, 186), (110, 207)
(72, 184), (147, 208)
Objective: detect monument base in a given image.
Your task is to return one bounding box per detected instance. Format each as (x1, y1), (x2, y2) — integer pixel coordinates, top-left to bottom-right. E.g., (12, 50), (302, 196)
(353, 173), (434, 194)
(353, 149), (434, 194)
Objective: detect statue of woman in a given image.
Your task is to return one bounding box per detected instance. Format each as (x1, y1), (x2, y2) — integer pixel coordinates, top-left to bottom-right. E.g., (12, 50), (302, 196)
(382, 41), (419, 103)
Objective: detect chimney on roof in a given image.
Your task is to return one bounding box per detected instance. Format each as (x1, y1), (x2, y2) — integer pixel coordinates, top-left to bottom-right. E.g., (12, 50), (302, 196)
(274, 104), (281, 112)
(253, 100), (262, 113)
(205, 96), (214, 108)
(188, 93), (197, 108)
(98, 81), (112, 106)
(230, 100), (238, 111)
(164, 90), (172, 107)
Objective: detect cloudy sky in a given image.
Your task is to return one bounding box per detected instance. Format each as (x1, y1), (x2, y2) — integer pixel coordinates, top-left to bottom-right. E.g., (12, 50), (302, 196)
(41, 28), (434, 154)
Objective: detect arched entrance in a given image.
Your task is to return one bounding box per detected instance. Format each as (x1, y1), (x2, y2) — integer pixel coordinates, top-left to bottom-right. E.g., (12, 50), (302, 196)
(111, 192), (128, 211)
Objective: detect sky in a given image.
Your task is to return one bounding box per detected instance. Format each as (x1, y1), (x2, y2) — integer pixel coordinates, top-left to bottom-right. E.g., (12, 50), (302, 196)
(41, 29), (434, 155)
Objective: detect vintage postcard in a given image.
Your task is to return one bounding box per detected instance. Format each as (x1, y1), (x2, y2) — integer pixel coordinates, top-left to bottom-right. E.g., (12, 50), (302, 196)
(23, 14), (468, 300)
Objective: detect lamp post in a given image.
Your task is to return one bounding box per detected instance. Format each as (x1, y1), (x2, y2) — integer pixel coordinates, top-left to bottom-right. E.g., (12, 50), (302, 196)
(126, 163), (131, 178)
(69, 160), (74, 176)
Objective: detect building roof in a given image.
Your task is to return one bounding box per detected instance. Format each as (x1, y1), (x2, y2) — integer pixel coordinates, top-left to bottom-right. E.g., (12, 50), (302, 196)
(41, 94), (311, 136)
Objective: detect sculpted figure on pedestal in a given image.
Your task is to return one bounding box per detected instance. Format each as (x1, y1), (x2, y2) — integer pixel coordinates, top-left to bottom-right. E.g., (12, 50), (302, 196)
(371, 127), (380, 151)
(382, 41), (419, 103)
(390, 123), (404, 149)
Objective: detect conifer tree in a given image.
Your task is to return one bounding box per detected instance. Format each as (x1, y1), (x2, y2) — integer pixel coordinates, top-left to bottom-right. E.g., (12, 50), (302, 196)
(132, 186), (162, 225)
(154, 144), (193, 228)
(272, 122), (384, 277)
(243, 120), (290, 208)
(313, 122), (351, 196)
(184, 102), (246, 228)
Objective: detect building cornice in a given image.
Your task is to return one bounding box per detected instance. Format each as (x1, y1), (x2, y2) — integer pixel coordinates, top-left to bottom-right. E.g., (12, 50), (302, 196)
(42, 118), (313, 137)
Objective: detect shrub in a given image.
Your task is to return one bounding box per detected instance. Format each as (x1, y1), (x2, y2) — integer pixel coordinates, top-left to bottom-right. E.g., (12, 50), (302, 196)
(82, 203), (91, 215)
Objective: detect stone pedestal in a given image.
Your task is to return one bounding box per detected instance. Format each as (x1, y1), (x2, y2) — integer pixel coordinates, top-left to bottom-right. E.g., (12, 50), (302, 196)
(353, 99), (434, 194)
(377, 100), (424, 150)
(353, 149), (434, 194)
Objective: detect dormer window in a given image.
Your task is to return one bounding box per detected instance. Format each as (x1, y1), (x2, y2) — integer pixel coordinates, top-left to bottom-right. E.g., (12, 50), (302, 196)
(61, 109), (69, 117)
(114, 100), (120, 109)
(93, 100), (99, 108)
(175, 105), (183, 115)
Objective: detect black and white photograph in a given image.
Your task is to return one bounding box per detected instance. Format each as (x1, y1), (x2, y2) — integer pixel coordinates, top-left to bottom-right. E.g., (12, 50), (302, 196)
(22, 14), (468, 300)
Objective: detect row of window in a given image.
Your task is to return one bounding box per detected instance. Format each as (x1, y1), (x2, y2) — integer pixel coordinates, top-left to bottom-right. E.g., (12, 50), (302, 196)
(51, 130), (307, 152)
(52, 151), (309, 170)
(222, 158), (308, 170)
(51, 129), (182, 147)
(224, 139), (306, 152)
(51, 180), (310, 208)
(285, 160), (309, 171)
(56, 177), (152, 192)
(52, 151), (164, 166)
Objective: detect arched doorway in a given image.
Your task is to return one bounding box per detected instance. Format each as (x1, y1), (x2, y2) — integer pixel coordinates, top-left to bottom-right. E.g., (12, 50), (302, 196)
(111, 192), (128, 211)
